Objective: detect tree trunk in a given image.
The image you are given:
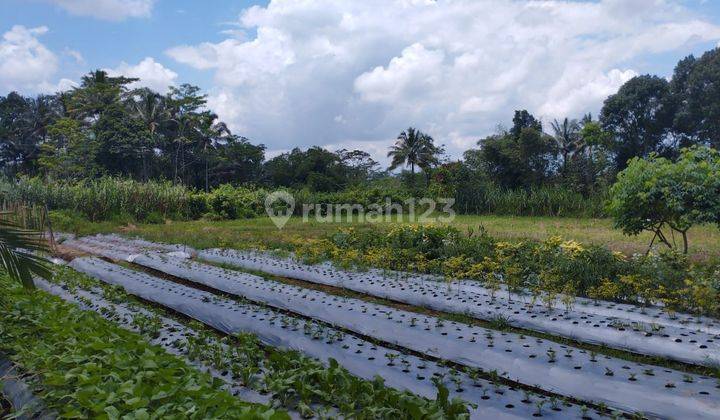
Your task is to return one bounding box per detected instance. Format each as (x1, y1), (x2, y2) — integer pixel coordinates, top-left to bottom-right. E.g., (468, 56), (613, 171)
(204, 145), (209, 192)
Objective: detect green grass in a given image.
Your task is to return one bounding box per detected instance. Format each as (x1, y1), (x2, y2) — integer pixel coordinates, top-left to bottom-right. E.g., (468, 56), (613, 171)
(54, 213), (720, 263)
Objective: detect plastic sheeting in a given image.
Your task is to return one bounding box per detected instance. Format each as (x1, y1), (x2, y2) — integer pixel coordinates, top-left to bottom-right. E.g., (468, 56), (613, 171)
(67, 256), (586, 420)
(0, 356), (54, 420)
(34, 278), (274, 409)
(195, 248), (720, 367)
(67, 233), (720, 338)
(131, 252), (720, 419)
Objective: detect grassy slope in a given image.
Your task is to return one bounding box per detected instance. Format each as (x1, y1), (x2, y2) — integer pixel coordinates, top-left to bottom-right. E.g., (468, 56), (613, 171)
(56, 214), (720, 263)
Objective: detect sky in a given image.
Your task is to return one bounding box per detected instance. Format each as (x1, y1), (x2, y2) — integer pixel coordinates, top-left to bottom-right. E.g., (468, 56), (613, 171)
(2, 0), (720, 164)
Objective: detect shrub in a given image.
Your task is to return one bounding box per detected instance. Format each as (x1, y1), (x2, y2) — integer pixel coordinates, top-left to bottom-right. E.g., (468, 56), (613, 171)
(203, 184), (267, 219)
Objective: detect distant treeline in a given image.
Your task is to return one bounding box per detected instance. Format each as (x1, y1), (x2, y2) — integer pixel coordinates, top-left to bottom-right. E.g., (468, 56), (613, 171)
(1, 47), (719, 219)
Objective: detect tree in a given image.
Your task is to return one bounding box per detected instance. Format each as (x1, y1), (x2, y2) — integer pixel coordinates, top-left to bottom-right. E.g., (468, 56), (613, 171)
(94, 103), (150, 178)
(607, 146), (720, 254)
(263, 147), (350, 192)
(38, 118), (101, 179)
(672, 48), (720, 149)
(211, 136), (265, 187)
(550, 118), (581, 174)
(478, 113), (556, 188)
(197, 113), (231, 192)
(337, 149), (379, 184)
(165, 84), (207, 184)
(388, 127), (442, 186)
(510, 110), (542, 138)
(0, 93), (61, 176)
(600, 75), (674, 169)
(65, 70), (137, 122)
(127, 88), (169, 180)
(567, 120), (615, 193)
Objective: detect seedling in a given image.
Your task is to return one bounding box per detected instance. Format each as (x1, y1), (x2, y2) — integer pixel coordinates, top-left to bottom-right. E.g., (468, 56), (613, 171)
(385, 352), (399, 366)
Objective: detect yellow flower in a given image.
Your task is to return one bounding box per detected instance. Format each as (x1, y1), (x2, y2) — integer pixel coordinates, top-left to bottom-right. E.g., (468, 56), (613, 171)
(559, 239), (584, 256)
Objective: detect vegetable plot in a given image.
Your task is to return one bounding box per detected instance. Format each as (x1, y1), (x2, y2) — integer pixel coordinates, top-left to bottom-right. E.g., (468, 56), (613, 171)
(34, 278), (274, 407)
(122, 252), (720, 419)
(39, 268), (473, 419)
(195, 248), (720, 367)
(0, 274), (283, 419)
(67, 234), (720, 365)
(68, 256), (590, 419)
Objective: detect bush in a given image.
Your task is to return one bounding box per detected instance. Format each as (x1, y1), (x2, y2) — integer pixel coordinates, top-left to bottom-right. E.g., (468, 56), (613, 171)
(203, 184), (267, 219)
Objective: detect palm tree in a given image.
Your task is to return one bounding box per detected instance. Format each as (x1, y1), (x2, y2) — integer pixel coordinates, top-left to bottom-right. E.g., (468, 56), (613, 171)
(128, 88), (169, 180)
(388, 127), (441, 176)
(197, 113), (231, 192)
(550, 118), (581, 173)
(0, 216), (50, 289)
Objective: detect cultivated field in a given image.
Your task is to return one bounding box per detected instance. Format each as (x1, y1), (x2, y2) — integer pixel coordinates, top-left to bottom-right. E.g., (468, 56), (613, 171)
(31, 225), (718, 419)
(56, 214), (720, 263)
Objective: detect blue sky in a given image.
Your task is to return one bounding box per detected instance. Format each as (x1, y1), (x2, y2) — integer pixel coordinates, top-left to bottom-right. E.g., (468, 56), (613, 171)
(2, 0), (720, 162)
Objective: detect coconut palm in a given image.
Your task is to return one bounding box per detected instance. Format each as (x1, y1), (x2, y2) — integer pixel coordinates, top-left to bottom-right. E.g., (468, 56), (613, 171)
(388, 127), (441, 175)
(550, 118), (582, 173)
(197, 113), (231, 191)
(128, 88), (169, 180)
(0, 216), (50, 289)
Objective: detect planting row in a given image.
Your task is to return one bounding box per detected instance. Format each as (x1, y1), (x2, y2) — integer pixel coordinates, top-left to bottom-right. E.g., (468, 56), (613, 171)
(127, 252), (720, 419)
(195, 247), (720, 367)
(34, 277), (274, 408)
(67, 234), (720, 336)
(68, 233), (720, 361)
(62, 234), (720, 418)
(67, 256), (592, 419)
(0, 273), (283, 419)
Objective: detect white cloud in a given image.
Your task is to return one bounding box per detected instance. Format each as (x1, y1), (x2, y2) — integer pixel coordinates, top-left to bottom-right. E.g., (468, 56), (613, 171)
(46, 0), (155, 21)
(0, 25), (60, 94)
(106, 57), (178, 93)
(539, 68), (638, 119)
(37, 78), (79, 93)
(64, 47), (85, 64)
(166, 0), (720, 160)
(354, 43), (445, 103)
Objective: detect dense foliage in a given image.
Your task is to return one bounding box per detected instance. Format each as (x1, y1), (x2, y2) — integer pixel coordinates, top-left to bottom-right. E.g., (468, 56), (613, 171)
(293, 224), (719, 317)
(0, 275), (285, 419)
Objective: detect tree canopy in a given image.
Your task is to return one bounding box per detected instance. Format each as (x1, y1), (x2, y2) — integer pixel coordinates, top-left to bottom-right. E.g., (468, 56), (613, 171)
(607, 146), (720, 253)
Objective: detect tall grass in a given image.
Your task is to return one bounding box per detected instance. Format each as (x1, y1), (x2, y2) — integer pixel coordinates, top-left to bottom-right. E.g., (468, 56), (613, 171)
(1, 177), (608, 223)
(454, 184), (607, 218)
(0, 177), (202, 222)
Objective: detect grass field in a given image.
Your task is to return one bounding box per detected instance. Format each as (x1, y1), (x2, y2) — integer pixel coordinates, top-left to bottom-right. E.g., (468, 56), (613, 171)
(55, 213), (720, 263)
